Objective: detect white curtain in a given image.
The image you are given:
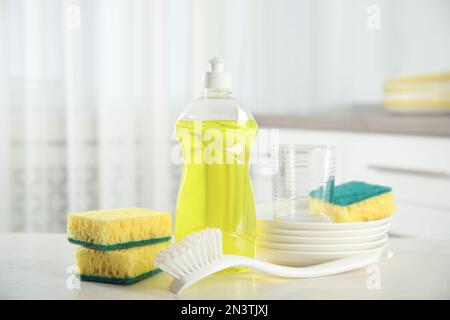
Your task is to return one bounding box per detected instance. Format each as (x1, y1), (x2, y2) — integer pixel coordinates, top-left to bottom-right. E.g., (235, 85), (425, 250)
(1, 0), (176, 232)
(1, 0), (449, 232)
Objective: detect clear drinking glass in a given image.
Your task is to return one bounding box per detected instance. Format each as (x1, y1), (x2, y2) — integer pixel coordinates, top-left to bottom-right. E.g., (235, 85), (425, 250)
(272, 145), (336, 222)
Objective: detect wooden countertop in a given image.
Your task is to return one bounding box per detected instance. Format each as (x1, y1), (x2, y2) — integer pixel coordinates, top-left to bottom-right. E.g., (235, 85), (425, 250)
(255, 112), (450, 137)
(1, 233), (450, 299)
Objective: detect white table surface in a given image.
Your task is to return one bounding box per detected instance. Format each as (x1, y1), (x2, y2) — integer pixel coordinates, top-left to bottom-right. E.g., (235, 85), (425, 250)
(1, 233), (449, 299)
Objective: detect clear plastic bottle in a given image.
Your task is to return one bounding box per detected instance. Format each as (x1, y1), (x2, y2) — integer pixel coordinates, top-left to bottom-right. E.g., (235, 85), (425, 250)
(175, 58), (258, 261)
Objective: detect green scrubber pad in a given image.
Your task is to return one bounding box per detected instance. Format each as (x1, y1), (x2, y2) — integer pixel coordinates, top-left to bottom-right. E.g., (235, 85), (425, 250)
(310, 181), (392, 206)
(67, 208), (172, 250)
(75, 242), (169, 285)
(80, 268), (162, 285)
(309, 181), (395, 222)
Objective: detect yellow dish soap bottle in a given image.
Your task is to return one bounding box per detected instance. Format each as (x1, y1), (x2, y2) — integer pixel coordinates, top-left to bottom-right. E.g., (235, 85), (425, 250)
(175, 58), (258, 262)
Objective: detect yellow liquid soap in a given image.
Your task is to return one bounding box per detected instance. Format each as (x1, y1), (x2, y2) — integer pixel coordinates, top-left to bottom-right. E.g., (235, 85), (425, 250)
(175, 119), (258, 261)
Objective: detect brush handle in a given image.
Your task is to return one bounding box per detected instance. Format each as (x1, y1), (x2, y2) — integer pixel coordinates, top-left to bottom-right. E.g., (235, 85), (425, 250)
(169, 251), (382, 294)
(230, 251), (381, 277)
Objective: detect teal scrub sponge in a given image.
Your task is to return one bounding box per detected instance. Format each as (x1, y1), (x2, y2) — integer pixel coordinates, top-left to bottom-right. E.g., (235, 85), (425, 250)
(309, 181), (395, 222)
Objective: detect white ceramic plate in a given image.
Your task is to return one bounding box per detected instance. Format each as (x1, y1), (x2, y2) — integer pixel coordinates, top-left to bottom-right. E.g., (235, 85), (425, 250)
(256, 232), (386, 245)
(257, 236), (388, 252)
(257, 216), (391, 231)
(257, 224), (389, 238)
(256, 243), (388, 267)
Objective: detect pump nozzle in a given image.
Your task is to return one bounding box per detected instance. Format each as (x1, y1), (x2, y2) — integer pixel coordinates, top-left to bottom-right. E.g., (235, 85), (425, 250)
(209, 57), (224, 72)
(203, 57), (231, 89)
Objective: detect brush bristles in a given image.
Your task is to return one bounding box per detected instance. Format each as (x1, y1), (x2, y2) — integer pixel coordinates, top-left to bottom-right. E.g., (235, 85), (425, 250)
(154, 228), (223, 279)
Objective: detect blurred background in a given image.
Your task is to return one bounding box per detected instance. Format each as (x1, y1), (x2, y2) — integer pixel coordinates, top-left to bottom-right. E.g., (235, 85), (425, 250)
(0, 0), (449, 237)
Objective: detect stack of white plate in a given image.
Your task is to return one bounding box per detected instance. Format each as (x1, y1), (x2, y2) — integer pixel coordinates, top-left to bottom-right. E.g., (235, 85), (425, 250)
(256, 217), (390, 267)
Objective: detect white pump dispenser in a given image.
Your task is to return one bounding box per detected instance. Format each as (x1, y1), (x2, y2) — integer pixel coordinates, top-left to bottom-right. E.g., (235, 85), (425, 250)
(202, 57), (231, 89)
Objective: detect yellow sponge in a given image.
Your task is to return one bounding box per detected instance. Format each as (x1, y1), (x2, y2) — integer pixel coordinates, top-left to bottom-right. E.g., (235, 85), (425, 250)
(75, 242), (169, 285)
(67, 208), (172, 250)
(309, 181), (395, 223)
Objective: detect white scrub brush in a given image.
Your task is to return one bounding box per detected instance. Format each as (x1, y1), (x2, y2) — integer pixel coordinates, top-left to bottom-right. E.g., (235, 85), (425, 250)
(154, 228), (382, 294)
